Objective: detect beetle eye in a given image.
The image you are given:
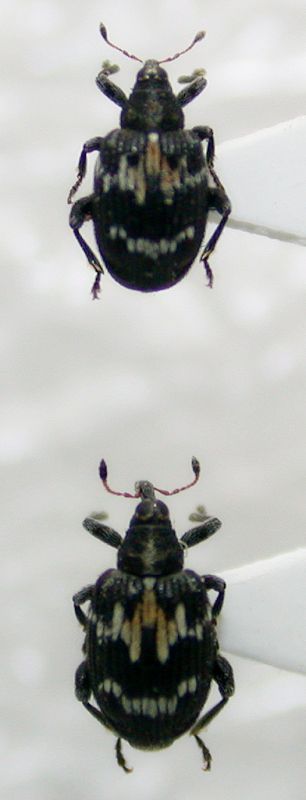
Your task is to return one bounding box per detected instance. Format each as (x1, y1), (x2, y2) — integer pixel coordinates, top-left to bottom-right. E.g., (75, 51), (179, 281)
(155, 501), (170, 520)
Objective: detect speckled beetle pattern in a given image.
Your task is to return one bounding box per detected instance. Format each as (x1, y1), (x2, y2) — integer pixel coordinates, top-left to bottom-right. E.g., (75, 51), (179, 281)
(68, 25), (231, 297)
(73, 458), (234, 772)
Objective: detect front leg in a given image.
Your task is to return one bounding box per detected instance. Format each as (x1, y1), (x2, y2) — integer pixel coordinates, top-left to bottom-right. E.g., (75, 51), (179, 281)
(75, 660), (91, 701)
(176, 74), (207, 108)
(180, 516), (221, 549)
(68, 137), (104, 203)
(96, 67), (128, 109)
(69, 195), (104, 298)
(83, 516), (123, 549)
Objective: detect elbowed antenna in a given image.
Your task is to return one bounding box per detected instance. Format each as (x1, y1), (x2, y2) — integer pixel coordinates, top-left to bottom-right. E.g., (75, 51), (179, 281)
(99, 457), (200, 498)
(99, 23), (205, 66)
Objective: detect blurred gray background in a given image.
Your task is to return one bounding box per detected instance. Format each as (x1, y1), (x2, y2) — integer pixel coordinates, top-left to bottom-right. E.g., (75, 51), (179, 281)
(1, 1), (305, 798)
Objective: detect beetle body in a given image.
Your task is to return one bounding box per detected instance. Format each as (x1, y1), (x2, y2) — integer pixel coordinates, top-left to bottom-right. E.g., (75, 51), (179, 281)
(68, 28), (231, 297)
(85, 567), (216, 751)
(90, 128), (209, 291)
(74, 460), (234, 772)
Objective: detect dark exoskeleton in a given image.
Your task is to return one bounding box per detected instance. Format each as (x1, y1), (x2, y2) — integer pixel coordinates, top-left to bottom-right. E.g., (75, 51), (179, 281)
(68, 25), (231, 297)
(73, 458), (234, 772)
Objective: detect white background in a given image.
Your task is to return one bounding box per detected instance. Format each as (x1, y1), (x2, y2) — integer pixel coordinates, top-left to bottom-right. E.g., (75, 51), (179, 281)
(1, 1), (306, 798)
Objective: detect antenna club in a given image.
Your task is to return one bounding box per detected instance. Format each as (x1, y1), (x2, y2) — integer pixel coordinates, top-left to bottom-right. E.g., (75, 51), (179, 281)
(98, 458), (200, 498)
(153, 457), (201, 496)
(158, 29), (206, 65)
(99, 22), (142, 63)
(99, 459), (108, 482)
(194, 31), (206, 44)
(99, 23), (108, 42)
(99, 460), (138, 498)
(192, 457), (200, 478)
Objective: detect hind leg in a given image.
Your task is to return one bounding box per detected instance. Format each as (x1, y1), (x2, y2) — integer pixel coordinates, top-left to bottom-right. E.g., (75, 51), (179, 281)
(190, 654), (234, 770)
(69, 195), (104, 298)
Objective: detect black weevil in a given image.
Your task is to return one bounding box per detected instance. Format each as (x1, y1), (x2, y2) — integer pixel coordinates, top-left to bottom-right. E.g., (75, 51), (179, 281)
(68, 25), (231, 297)
(73, 458), (234, 772)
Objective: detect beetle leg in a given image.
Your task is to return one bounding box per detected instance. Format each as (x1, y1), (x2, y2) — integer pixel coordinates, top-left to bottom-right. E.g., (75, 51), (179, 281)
(96, 71), (128, 109)
(192, 125), (215, 168)
(201, 186), (231, 287)
(193, 734), (212, 771)
(75, 661), (91, 701)
(176, 75), (207, 108)
(83, 516), (123, 549)
(191, 703), (224, 771)
(180, 516), (221, 549)
(190, 654), (234, 769)
(77, 708), (133, 773)
(69, 195), (104, 298)
(73, 584), (93, 627)
(81, 700), (126, 762)
(68, 137), (104, 203)
(213, 654), (235, 700)
(203, 575), (226, 618)
(115, 738), (133, 774)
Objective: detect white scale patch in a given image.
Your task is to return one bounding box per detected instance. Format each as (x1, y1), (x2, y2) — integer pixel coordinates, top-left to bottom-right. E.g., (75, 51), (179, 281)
(188, 676), (197, 693)
(195, 622), (204, 639)
(96, 592), (203, 665)
(102, 131), (207, 208)
(132, 697), (142, 714)
(142, 698), (158, 718)
(121, 695), (132, 714)
(157, 696), (167, 714)
(120, 619), (132, 647)
(143, 577), (156, 590)
(167, 620), (178, 646)
(96, 602), (125, 643)
(175, 603), (187, 638)
(178, 680), (187, 698)
(112, 682), (122, 698)
(107, 225), (195, 261)
(96, 619), (104, 642)
(110, 602), (125, 639)
(156, 607), (169, 665)
(97, 677), (198, 716)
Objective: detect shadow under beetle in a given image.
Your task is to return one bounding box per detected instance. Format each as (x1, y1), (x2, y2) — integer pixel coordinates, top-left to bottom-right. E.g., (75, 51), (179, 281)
(73, 457), (234, 772)
(68, 25), (231, 298)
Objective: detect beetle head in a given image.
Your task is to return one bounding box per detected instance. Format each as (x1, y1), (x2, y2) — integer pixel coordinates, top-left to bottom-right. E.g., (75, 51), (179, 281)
(99, 458), (200, 576)
(118, 495), (183, 576)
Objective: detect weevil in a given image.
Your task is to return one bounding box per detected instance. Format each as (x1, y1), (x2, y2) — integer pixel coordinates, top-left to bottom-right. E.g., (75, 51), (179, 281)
(73, 458), (234, 771)
(68, 25), (231, 297)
